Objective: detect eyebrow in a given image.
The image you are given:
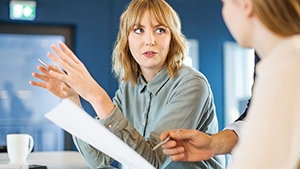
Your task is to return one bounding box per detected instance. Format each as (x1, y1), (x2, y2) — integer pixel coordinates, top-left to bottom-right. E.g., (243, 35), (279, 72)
(134, 23), (167, 28)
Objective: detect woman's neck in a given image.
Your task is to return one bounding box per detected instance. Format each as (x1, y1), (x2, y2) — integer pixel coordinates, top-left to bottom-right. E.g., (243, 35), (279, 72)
(252, 20), (285, 59)
(140, 66), (164, 83)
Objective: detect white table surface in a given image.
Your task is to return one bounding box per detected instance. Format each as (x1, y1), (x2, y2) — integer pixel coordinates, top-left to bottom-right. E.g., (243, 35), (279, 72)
(0, 151), (119, 169)
(0, 151), (102, 169)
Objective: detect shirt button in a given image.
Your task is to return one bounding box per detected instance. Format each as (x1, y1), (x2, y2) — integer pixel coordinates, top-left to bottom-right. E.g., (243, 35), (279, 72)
(142, 123), (145, 126)
(107, 124), (112, 128)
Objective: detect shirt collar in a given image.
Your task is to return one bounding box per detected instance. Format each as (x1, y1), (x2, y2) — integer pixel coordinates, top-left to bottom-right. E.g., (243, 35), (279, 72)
(138, 66), (170, 95)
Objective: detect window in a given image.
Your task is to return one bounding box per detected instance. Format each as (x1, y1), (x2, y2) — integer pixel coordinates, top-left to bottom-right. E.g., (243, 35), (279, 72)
(0, 23), (74, 151)
(223, 41), (255, 126)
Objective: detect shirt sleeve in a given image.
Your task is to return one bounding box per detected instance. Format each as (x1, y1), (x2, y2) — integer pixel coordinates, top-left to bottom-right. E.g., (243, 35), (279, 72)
(72, 99), (168, 168)
(223, 120), (244, 138)
(72, 106), (142, 168)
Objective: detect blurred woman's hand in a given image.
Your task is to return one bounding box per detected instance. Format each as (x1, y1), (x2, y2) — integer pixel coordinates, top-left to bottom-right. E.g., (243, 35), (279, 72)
(30, 64), (77, 99)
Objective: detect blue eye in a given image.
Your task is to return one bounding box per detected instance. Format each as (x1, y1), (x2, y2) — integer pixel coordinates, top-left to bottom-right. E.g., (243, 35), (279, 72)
(156, 28), (166, 34)
(134, 28), (144, 34)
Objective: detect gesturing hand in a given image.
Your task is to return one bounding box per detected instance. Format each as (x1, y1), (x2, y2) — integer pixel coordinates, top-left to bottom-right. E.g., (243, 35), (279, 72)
(40, 42), (114, 119)
(46, 42), (102, 104)
(30, 64), (76, 99)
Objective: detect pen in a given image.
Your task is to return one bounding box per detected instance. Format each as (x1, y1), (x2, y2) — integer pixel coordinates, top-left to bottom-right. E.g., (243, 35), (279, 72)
(37, 58), (72, 88)
(37, 58), (49, 70)
(152, 129), (182, 151)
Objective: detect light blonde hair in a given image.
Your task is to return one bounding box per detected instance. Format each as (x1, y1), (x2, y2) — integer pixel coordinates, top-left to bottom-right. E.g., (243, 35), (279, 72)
(112, 0), (188, 85)
(252, 0), (300, 36)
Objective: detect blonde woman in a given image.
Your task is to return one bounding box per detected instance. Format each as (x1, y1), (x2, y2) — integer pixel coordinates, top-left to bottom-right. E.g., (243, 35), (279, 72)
(30, 0), (224, 168)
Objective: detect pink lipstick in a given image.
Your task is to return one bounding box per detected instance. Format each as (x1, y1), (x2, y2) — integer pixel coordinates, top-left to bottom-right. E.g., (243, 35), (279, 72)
(143, 51), (157, 57)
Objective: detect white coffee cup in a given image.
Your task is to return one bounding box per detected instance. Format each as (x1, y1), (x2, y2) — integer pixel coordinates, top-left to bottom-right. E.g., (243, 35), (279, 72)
(7, 134), (34, 163)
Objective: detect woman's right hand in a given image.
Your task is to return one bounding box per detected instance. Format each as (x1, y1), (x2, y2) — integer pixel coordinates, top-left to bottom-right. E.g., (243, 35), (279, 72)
(29, 64), (77, 99)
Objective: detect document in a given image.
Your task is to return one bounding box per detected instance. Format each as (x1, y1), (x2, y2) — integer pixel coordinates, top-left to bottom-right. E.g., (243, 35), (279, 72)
(44, 99), (155, 169)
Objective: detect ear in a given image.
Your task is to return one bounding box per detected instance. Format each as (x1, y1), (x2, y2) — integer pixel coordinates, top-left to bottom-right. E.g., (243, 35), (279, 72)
(242, 0), (254, 18)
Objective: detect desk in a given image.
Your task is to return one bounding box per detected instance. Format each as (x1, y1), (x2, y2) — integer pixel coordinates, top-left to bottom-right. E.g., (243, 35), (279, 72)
(0, 151), (90, 169)
(0, 151), (119, 169)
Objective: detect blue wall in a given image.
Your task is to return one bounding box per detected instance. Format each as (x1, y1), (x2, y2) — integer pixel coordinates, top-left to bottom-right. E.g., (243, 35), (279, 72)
(0, 0), (234, 130)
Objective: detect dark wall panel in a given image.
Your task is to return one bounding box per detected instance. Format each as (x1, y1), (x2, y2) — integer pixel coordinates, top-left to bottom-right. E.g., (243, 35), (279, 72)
(0, 0), (235, 129)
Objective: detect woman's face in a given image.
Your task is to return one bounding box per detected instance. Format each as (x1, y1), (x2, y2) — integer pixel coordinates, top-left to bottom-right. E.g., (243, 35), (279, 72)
(221, 0), (252, 47)
(128, 11), (171, 75)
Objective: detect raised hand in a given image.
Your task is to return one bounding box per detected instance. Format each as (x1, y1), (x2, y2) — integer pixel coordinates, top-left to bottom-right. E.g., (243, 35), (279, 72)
(46, 42), (103, 103)
(40, 42), (114, 119)
(30, 64), (76, 99)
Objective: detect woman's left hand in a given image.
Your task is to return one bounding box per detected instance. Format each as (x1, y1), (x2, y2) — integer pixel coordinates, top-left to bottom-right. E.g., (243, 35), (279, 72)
(46, 42), (115, 119)
(47, 42), (102, 103)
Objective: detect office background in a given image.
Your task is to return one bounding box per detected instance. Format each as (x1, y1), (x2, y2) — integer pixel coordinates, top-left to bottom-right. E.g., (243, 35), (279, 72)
(0, 0), (237, 150)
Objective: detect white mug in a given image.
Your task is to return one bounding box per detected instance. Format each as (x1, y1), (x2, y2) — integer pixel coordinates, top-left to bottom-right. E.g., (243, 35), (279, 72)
(7, 134), (34, 163)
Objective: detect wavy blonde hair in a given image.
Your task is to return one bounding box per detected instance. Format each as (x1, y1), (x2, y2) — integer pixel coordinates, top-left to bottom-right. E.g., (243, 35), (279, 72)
(112, 0), (188, 85)
(252, 0), (300, 36)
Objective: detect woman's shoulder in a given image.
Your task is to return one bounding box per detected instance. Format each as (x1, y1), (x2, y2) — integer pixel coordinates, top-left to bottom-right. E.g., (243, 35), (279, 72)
(171, 65), (212, 88)
(290, 35), (300, 54)
(258, 35), (300, 76)
(178, 65), (207, 80)
(268, 35), (300, 61)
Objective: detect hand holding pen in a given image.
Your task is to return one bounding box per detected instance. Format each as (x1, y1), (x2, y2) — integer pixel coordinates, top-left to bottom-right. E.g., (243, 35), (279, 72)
(31, 42), (114, 119)
(29, 58), (76, 99)
(159, 129), (215, 162)
(153, 129), (182, 151)
(37, 58), (72, 89)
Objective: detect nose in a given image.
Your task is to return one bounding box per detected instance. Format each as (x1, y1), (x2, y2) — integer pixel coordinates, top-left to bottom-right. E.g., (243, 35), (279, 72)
(146, 41), (155, 47)
(145, 32), (155, 47)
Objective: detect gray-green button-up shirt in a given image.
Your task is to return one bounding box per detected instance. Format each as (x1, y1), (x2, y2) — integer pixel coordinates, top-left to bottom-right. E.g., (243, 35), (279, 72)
(73, 65), (225, 169)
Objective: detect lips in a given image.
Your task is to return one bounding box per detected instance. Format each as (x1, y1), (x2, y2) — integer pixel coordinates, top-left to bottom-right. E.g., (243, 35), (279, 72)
(143, 51), (157, 57)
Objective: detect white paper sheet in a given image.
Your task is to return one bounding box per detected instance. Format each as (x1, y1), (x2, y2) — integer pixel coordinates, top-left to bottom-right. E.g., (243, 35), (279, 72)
(44, 99), (155, 169)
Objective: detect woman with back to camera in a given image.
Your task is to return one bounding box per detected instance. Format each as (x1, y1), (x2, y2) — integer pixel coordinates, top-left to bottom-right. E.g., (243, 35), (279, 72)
(30, 0), (225, 168)
(160, 0), (300, 168)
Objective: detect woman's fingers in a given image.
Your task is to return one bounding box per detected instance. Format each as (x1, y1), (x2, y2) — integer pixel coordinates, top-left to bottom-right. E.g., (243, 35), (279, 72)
(37, 65), (49, 74)
(61, 83), (76, 97)
(48, 43), (82, 85)
(47, 50), (71, 75)
(31, 70), (50, 83)
(50, 42), (79, 71)
(48, 70), (67, 85)
(29, 80), (47, 89)
(58, 42), (81, 64)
